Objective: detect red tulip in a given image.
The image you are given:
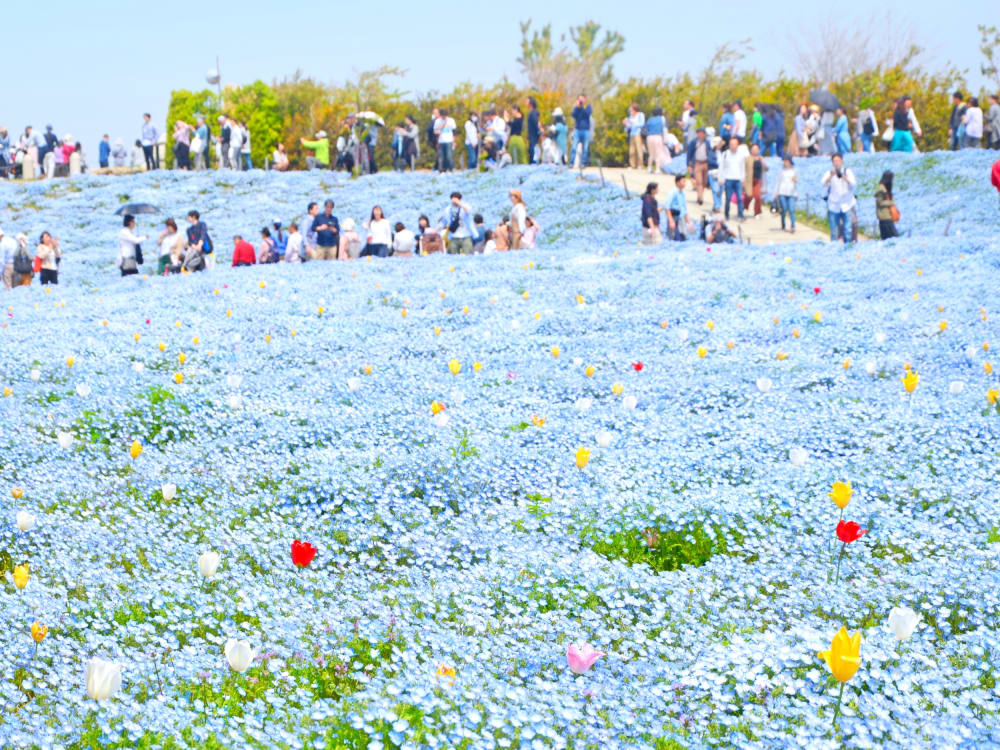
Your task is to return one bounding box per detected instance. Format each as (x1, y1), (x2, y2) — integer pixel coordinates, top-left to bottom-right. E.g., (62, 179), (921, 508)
(632, 362), (644, 372)
(145, 318), (151, 324)
(291, 539), (317, 567)
(813, 287), (821, 294)
(836, 520), (867, 544)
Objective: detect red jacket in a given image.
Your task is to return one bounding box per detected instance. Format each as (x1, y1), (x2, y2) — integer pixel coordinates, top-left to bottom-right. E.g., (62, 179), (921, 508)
(992, 159), (1000, 193)
(232, 240), (257, 267)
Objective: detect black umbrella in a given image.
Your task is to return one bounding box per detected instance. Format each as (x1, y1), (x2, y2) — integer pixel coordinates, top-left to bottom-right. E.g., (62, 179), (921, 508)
(114, 203), (159, 216)
(809, 89), (841, 112)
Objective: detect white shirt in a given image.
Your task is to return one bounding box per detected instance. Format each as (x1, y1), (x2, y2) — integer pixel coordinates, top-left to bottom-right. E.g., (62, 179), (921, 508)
(777, 167), (797, 197)
(733, 109), (747, 138)
(117, 227), (147, 267)
(285, 232), (303, 262)
(438, 117), (457, 144)
(822, 167), (857, 213)
(0, 235), (17, 265)
(392, 229), (416, 254)
(492, 117), (507, 141)
(719, 146), (748, 181)
(964, 107), (983, 138)
(510, 203), (527, 233)
(464, 120), (479, 146)
(907, 109), (921, 136)
(367, 218), (392, 245)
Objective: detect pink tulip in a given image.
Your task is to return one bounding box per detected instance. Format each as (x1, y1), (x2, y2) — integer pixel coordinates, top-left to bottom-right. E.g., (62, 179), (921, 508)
(566, 642), (605, 674)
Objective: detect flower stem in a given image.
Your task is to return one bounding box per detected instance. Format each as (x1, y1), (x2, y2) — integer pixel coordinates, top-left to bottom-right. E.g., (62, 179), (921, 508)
(832, 681), (845, 728)
(834, 543), (846, 584)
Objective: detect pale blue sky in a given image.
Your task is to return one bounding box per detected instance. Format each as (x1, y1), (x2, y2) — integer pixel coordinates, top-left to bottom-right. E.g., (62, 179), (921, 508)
(2, 0), (995, 156)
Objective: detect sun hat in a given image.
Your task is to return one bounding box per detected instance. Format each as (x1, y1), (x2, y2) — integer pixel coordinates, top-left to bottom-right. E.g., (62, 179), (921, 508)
(316, 130), (327, 138)
(341, 217), (355, 231)
(552, 107), (563, 117)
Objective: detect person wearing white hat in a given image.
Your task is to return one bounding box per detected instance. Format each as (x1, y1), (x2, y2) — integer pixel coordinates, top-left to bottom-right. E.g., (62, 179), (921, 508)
(0, 226), (17, 289)
(300, 131), (329, 169)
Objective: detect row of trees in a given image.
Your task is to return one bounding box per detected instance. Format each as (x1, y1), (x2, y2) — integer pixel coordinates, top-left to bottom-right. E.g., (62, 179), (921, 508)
(164, 17), (986, 171)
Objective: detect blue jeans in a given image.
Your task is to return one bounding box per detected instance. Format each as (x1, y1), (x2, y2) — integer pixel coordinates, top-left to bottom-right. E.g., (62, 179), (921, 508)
(778, 195), (796, 229)
(709, 173), (722, 211)
(439, 143), (454, 171)
(466, 144), (478, 170)
(860, 134), (873, 152)
(573, 129), (591, 166)
(829, 211), (847, 242)
(242, 153), (252, 170)
(724, 179), (744, 219)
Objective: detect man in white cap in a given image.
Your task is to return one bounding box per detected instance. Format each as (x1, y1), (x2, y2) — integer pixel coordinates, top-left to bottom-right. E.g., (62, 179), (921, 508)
(0, 226), (17, 289)
(300, 131), (330, 170)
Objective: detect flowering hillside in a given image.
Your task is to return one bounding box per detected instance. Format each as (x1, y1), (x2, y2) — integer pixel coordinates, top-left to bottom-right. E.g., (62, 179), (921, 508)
(1, 163), (999, 749)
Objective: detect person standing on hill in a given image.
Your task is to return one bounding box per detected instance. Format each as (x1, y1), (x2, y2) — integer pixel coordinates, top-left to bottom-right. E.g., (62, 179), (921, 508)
(645, 107), (667, 174)
(217, 116), (230, 169)
(436, 109), (457, 172)
(821, 153), (857, 243)
(856, 103), (878, 153)
(686, 127), (714, 206)
(623, 103), (645, 170)
(640, 182), (661, 244)
(949, 92), (967, 151)
(890, 99), (915, 153)
(875, 170), (898, 239)
(526, 97), (541, 164)
(719, 103), (734, 142)
(719, 137), (748, 222)
(507, 106), (527, 164)
(301, 131), (330, 170)
(571, 94), (593, 167)
(314, 200), (340, 260)
(98, 135), (111, 169)
(141, 114), (158, 170)
(465, 112), (479, 170)
(962, 98), (983, 149)
(679, 100), (697, 146)
(731, 101), (747, 143)
(833, 107), (851, 155)
(986, 95), (1000, 149)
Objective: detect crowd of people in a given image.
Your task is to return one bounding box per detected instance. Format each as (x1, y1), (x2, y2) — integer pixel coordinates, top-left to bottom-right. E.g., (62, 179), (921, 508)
(0, 188), (542, 288)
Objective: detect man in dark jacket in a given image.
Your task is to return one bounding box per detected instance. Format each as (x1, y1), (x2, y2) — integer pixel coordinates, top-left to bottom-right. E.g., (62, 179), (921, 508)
(948, 92), (966, 151)
(761, 107), (784, 157)
(686, 128), (717, 206)
(314, 199), (340, 260)
(526, 97), (541, 164)
(571, 94), (593, 166)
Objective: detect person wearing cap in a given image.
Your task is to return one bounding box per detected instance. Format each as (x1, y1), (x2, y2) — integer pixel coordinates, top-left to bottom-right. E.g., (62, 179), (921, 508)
(339, 218), (362, 260)
(622, 103), (645, 170)
(301, 131), (330, 169)
(141, 114), (159, 170)
(686, 127), (715, 206)
(0, 226), (17, 288)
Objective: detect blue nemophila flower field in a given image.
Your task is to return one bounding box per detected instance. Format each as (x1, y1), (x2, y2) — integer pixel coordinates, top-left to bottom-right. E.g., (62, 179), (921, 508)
(0, 156), (998, 749)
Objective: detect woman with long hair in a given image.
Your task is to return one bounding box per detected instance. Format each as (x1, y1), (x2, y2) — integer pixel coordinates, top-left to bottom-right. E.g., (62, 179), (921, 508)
(35, 231), (61, 285)
(875, 171), (899, 239)
(645, 107), (667, 174)
(157, 218), (185, 274)
(508, 189), (527, 249)
(362, 205), (392, 257)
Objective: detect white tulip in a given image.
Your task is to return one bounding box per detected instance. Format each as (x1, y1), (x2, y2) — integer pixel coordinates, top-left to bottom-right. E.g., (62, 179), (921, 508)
(16, 511), (35, 531)
(596, 430), (613, 449)
(676, 328), (689, 342)
(572, 357), (583, 366)
(57, 431), (74, 450)
(622, 395), (638, 410)
(965, 346), (978, 361)
(132, 362), (145, 374)
(887, 606), (920, 642)
(161, 483), (177, 502)
(198, 550), (220, 578)
(755, 377), (772, 394)
(226, 375), (243, 388)
(75, 384), (91, 397)
(949, 381), (965, 395)
(788, 447), (808, 467)
(30, 369), (41, 382)
(224, 639), (255, 673)
(227, 394), (242, 409)
(85, 657), (122, 701)
(432, 411), (450, 427)
(346, 377), (361, 392)
(864, 361), (877, 376)
(575, 397), (592, 411)
(875, 332), (887, 345)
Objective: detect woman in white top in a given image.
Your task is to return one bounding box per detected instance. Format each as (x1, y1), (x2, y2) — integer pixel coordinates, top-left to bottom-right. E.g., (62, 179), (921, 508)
(117, 214), (147, 276)
(508, 189), (527, 249)
(963, 97), (983, 148)
(773, 156), (798, 233)
(156, 218), (185, 274)
(362, 206), (392, 258)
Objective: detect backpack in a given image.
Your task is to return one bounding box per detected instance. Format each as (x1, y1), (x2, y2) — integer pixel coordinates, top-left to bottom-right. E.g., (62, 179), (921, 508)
(13, 249), (32, 275)
(862, 112), (875, 135)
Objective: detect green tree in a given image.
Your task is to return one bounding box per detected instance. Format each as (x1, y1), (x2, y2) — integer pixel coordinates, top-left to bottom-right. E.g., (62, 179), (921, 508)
(228, 80), (283, 168)
(978, 25), (1000, 92)
(164, 89), (221, 168)
(517, 20), (624, 101)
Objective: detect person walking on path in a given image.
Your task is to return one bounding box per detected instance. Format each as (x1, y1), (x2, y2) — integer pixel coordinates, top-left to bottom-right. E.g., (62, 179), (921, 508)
(623, 103), (645, 169)
(98, 135), (111, 169)
(526, 98), (541, 164)
(141, 114), (158, 170)
(686, 127), (715, 206)
(774, 156), (797, 233)
(571, 94), (593, 167)
(856, 102), (878, 153)
(679, 100), (698, 146)
(821, 153), (857, 243)
(720, 137), (748, 222)
(743, 143), (767, 218)
(875, 170), (899, 240)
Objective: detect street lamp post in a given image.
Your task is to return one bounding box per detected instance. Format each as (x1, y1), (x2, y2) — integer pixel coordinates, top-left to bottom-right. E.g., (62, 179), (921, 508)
(206, 57), (223, 110)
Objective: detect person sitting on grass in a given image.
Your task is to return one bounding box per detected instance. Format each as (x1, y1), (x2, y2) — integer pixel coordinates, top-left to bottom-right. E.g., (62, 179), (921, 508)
(231, 235), (257, 267)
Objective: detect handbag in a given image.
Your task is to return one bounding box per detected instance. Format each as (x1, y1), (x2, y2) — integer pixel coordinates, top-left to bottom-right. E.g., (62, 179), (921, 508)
(881, 126), (894, 143)
(13, 250), (32, 275)
(121, 257), (137, 273)
(32, 256), (42, 273)
(135, 243), (144, 265)
(190, 136), (203, 153)
(890, 205), (901, 223)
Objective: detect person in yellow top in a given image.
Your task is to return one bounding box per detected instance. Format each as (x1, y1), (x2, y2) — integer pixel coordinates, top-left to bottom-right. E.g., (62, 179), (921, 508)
(35, 231), (61, 285)
(300, 130), (329, 169)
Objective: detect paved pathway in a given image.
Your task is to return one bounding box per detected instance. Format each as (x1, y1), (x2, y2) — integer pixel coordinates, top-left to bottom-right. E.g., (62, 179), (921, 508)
(579, 166), (831, 245)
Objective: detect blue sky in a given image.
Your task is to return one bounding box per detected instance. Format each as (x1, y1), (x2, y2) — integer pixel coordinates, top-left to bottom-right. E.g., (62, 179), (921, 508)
(2, 0), (995, 157)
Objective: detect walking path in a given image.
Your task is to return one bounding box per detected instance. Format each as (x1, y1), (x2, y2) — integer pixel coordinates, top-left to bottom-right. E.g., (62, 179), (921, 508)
(579, 166), (830, 245)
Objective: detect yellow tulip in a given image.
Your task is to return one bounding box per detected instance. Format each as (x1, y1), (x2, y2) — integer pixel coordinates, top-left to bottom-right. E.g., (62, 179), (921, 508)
(902, 370), (919, 394)
(988, 388), (999, 405)
(792, 329), (801, 338)
(436, 663), (456, 685)
(985, 362), (994, 375)
(178, 352), (187, 365)
(226, 309), (232, 317)
(473, 361), (482, 372)
(531, 415), (546, 427)
(434, 326), (441, 336)
(192, 336), (200, 346)
(984, 342), (991, 351)
(129, 440), (143, 460)
(813, 311), (822, 323)
(317, 306), (325, 315)
(363, 364), (373, 375)
(174, 372), (184, 384)
(575, 447), (590, 469)
(158, 341), (166, 352)
(440, 291), (447, 298)
(772, 316), (780, 325)
(584, 365), (595, 377)
(611, 382), (624, 396)
(462, 305), (469, 315)
(448, 359), (461, 375)
(660, 320), (669, 329)
(133, 332), (141, 342)
(522, 291), (530, 300)
(2, 386), (10, 398)
(726, 340), (736, 350)
(576, 295), (585, 305)
(706, 320), (715, 330)
(259, 281), (267, 289)
(842, 359), (851, 370)
(938, 321), (947, 331)
(401, 308), (408, 318)
(430, 400), (445, 416)
(829, 481), (853, 510)
(175, 320), (182, 328)
(13, 564), (29, 589)
(31, 621), (47, 643)
(776, 351), (788, 361)
(66, 356), (75, 368)
(818, 627), (861, 683)
(551, 346), (560, 358)
(697, 346), (707, 359)
(12, 487), (23, 499)
(264, 335), (271, 343)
